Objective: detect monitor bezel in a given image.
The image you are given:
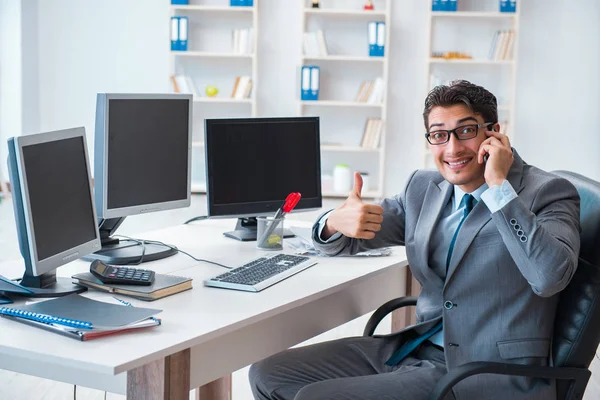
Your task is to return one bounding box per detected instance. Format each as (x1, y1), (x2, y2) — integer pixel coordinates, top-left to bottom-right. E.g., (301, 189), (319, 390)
(11, 127), (101, 277)
(204, 116), (323, 218)
(95, 93), (193, 219)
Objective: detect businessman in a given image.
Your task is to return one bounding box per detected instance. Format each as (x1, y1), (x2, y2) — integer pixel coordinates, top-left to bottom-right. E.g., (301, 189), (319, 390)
(249, 80), (581, 400)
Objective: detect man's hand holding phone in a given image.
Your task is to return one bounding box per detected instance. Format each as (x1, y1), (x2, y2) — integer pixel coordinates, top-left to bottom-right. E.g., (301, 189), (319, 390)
(478, 127), (514, 187)
(322, 172), (384, 240)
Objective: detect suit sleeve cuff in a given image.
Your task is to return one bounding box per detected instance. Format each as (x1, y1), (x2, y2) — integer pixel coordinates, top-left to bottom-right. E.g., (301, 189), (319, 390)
(317, 211), (343, 243)
(481, 180), (518, 214)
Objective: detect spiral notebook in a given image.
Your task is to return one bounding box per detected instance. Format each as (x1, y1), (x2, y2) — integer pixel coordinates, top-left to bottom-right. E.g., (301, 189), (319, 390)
(0, 294), (162, 341)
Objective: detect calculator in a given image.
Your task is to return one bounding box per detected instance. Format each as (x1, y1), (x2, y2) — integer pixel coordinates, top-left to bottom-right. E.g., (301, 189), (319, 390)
(89, 260), (155, 286)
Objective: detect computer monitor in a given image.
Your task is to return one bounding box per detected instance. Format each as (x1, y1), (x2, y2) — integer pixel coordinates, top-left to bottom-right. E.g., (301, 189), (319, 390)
(88, 93), (193, 265)
(7, 127), (101, 297)
(205, 117), (322, 241)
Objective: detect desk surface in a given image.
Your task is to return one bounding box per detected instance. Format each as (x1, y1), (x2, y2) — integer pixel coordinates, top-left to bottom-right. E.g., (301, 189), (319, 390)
(0, 219), (407, 393)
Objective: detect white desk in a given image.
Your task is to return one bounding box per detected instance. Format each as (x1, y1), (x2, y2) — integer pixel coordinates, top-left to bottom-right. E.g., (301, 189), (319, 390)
(0, 219), (407, 399)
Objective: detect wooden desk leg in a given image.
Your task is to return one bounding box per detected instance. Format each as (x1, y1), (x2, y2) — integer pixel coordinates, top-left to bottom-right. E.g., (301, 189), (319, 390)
(127, 349), (190, 400)
(391, 267), (421, 332)
(195, 376), (232, 400)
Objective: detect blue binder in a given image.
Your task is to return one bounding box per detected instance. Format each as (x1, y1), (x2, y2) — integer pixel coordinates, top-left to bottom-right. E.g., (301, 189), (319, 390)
(500, 0), (516, 12)
(368, 21), (377, 57)
(171, 0), (189, 4)
(439, 0), (449, 11)
(178, 16), (188, 51)
(170, 16), (179, 51)
(301, 66), (311, 100)
(230, 0), (242, 6)
(309, 66), (320, 100)
(432, 0), (441, 11)
(448, 0), (457, 11)
(376, 22), (385, 57)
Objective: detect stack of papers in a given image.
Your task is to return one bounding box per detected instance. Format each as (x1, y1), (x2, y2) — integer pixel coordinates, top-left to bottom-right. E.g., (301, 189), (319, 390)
(288, 227), (392, 257)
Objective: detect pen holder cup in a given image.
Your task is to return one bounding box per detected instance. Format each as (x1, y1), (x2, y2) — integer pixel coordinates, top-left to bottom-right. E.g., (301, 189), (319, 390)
(256, 216), (284, 251)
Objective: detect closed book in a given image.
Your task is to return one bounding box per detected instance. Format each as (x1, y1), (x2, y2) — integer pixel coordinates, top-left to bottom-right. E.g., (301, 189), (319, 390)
(72, 272), (192, 301)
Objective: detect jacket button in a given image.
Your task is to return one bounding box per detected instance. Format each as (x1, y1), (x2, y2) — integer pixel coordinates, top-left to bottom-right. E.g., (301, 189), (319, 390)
(444, 301), (454, 310)
(510, 218), (517, 225)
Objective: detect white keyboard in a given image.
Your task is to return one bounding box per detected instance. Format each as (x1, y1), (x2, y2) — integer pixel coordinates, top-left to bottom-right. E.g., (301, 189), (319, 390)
(204, 254), (317, 292)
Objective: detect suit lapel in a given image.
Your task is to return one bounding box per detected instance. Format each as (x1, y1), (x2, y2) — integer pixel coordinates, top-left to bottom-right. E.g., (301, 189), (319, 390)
(444, 149), (526, 287)
(414, 179), (453, 284)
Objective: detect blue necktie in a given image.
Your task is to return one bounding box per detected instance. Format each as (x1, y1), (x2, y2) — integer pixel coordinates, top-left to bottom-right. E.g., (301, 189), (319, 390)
(446, 194), (475, 272)
(386, 194), (476, 366)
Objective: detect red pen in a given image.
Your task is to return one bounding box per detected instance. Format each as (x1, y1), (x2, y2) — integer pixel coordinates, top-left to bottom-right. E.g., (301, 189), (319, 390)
(274, 192), (301, 219)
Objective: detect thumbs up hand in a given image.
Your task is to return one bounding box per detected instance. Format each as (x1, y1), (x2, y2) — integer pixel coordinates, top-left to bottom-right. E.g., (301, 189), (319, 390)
(322, 172), (384, 240)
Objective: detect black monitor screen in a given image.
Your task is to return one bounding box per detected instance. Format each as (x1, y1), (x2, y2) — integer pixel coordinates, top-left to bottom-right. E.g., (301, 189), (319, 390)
(107, 99), (189, 209)
(206, 117), (321, 216)
(22, 137), (97, 261)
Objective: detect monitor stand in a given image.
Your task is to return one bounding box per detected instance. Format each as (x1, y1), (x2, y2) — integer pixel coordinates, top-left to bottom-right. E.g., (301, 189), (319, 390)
(223, 217), (295, 242)
(82, 217), (178, 265)
(19, 270), (87, 298)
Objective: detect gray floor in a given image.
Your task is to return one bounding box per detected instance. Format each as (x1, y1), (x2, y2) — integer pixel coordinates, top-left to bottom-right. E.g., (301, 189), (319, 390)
(0, 195), (598, 399)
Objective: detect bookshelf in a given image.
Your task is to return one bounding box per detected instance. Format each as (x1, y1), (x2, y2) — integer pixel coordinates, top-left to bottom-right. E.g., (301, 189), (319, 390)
(298, 0), (391, 199)
(424, 0), (520, 169)
(170, 0), (259, 193)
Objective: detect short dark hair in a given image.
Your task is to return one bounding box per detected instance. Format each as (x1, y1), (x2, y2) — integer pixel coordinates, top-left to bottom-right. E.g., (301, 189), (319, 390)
(423, 80), (498, 130)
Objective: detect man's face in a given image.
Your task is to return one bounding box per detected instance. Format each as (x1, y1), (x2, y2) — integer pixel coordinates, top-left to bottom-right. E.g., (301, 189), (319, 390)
(427, 104), (488, 192)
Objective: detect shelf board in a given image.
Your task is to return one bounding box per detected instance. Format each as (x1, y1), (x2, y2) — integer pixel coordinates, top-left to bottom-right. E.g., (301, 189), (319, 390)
(321, 145), (381, 153)
(304, 8), (386, 18)
(193, 97), (253, 104)
(429, 58), (514, 65)
(302, 55), (385, 62)
(300, 100), (383, 108)
(431, 11), (517, 18)
(322, 189), (381, 199)
(171, 51), (254, 58)
(171, 5), (255, 12)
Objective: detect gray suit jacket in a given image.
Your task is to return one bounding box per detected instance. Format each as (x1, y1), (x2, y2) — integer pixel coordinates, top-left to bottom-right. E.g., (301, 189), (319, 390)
(312, 150), (581, 400)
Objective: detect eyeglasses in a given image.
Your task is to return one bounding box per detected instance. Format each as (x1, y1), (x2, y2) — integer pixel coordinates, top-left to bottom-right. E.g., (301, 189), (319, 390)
(425, 123), (495, 145)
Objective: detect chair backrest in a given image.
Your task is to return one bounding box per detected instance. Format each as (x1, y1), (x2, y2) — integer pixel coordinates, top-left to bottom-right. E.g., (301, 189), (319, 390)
(550, 171), (600, 397)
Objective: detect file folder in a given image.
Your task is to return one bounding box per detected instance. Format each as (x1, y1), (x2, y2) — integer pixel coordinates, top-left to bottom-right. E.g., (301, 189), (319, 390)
(301, 66), (311, 100)
(368, 22), (377, 57)
(440, 0), (450, 11)
(448, 0), (458, 11)
(432, 0), (441, 11)
(310, 66), (320, 100)
(170, 16), (179, 51)
(376, 22), (385, 57)
(178, 16), (188, 51)
(171, 0), (189, 4)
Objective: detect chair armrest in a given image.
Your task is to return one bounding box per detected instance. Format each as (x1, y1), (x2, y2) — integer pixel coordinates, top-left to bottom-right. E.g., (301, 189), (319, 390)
(428, 361), (591, 400)
(363, 296), (418, 337)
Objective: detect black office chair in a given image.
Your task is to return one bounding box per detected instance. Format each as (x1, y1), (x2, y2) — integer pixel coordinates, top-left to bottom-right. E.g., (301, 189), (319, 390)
(363, 170), (600, 400)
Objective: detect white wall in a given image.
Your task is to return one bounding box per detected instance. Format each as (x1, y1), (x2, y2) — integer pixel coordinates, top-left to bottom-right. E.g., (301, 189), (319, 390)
(36, 0), (171, 167)
(0, 0), (23, 182)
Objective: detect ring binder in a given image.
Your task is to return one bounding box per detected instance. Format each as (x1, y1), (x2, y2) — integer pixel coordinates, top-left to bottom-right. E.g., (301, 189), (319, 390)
(0, 306), (93, 329)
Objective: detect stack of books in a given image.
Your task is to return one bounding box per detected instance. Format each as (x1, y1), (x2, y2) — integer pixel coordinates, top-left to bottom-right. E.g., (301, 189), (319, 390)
(303, 30), (328, 57)
(232, 28), (254, 54)
(361, 118), (384, 149)
(489, 30), (515, 61)
(354, 78), (384, 104)
(171, 75), (199, 96)
(231, 76), (253, 99)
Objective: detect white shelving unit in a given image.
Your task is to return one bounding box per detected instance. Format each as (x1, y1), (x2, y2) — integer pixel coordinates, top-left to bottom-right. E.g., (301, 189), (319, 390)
(170, 1), (259, 193)
(424, 0), (520, 169)
(298, 0), (391, 199)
